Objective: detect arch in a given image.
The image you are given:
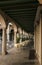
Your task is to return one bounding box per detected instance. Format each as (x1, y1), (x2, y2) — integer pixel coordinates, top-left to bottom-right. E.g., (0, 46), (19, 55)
(6, 22), (14, 49)
(34, 5), (42, 65)
(7, 22), (17, 42)
(34, 5), (42, 26)
(0, 14), (6, 54)
(38, 0), (42, 4)
(6, 22), (17, 50)
(0, 14), (6, 29)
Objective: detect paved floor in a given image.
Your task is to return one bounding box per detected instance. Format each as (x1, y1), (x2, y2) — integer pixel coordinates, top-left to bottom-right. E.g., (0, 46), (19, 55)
(0, 46), (40, 65)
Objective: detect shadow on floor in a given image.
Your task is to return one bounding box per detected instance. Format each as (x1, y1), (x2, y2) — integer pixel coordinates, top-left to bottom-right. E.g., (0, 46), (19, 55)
(29, 49), (36, 59)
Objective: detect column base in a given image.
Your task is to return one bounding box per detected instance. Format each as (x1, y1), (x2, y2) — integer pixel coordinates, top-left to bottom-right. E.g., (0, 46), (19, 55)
(2, 51), (8, 55)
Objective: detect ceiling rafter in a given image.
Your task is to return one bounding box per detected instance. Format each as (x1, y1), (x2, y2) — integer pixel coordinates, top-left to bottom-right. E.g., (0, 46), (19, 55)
(3, 8), (36, 11)
(0, 0), (39, 33)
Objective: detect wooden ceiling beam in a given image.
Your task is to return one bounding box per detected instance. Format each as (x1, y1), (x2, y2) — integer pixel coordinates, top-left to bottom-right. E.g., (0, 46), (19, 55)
(3, 8), (36, 12)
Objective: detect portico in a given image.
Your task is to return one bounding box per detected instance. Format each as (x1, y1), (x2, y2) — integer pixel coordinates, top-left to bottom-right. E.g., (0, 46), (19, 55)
(0, 0), (42, 65)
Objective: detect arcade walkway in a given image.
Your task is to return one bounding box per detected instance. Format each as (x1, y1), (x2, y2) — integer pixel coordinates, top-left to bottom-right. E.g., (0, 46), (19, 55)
(0, 0), (42, 65)
(0, 41), (39, 65)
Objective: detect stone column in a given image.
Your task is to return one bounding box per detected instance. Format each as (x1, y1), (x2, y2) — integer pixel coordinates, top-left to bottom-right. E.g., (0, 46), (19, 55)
(7, 32), (9, 43)
(34, 24), (36, 49)
(14, 31), (16, 44)
(18, 28), (22, 43)
(41, 15), (42, 65)
(2, 28), (6, 55)
(19, 34), (22, 43)
(19, 29), (22, 43)
(14, 28), (17, 46)
(35, 16), (41, 65)
(7, 25), (10, 42)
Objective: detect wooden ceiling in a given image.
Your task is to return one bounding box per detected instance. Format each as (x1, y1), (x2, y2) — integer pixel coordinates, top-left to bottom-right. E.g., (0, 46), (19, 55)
(0, 0), (39, 33)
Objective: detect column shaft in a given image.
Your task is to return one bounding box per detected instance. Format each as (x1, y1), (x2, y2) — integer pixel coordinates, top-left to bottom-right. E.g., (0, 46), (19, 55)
(34, 25), (36, 49)
(14, 32), (16, 45)
(2, 28), (6, 55)
(19, 33), (22, 43)
(7, 25), (10, 42)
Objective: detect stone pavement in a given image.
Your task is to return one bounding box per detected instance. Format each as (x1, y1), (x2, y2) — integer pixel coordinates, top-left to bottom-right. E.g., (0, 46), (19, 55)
(0, 47), (40, 65)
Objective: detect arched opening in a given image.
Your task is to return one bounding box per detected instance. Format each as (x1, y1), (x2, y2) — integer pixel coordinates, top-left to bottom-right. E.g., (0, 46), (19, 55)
(0, 14), (6, 55)
(9, 29), (14, 41)
(7, 22), (14, 50)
